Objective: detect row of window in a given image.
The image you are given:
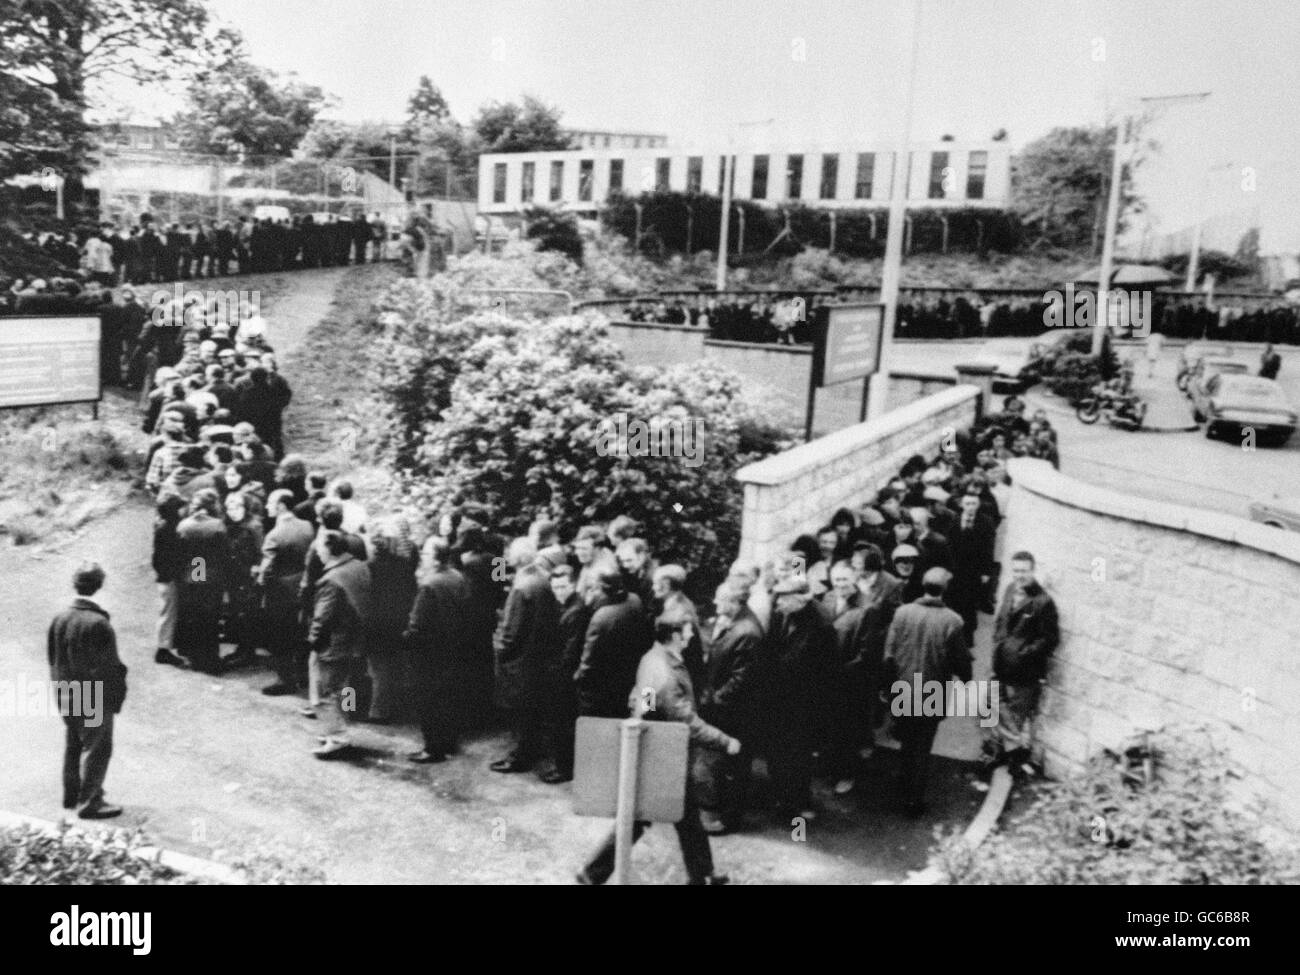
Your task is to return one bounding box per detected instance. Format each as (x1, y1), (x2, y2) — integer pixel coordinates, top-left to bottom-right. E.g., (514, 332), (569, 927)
(491, 150), (990, 205)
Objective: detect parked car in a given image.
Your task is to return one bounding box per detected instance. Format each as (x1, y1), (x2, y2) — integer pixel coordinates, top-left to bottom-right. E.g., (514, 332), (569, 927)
(1186, 356), (1249, 405)
(980, 331), (1084, 392)
(1248, 495), (1300, 531)
(1176, 341), (1233, 390)
(252, 204), (292, 224)
(1195, 373), (1297, 443)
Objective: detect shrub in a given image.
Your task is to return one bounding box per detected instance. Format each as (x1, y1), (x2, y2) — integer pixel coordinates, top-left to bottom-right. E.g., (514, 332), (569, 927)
(524, 206), (584, 264)
(0, 821), (195, 885)
(935, 730), (1300, 885)
(403, 315), (793, 591)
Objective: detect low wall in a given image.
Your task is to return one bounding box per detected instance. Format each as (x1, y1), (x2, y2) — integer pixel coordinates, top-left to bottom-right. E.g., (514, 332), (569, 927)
(604, 319), (706, 369)
(735, 385), (980, 565)
(1003, 457), (1300, 830)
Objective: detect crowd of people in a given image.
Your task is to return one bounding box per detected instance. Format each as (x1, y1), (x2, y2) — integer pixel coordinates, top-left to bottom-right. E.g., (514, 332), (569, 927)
(615, 288), (1300, 347)
(100, 365), (1059, 881)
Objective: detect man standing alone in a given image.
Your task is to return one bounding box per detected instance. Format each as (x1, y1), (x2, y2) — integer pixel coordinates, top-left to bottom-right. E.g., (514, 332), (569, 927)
(48, 564), (128, 819)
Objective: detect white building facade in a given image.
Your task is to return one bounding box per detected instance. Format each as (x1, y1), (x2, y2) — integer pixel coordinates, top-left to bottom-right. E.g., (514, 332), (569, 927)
(478, 141), (1010, 214)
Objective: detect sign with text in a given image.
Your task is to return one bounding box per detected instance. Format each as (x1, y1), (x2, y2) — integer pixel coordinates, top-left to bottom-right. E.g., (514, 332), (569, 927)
(0, 316), (102, 409)
(572, 717), (688, 823)
(813, 302), (884, 387)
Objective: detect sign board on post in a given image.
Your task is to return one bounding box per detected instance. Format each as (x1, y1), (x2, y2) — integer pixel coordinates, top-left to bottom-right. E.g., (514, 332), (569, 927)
(572, 716), (688, 822)
(805, 302), (885, 439)
(0, 316), (102, 410)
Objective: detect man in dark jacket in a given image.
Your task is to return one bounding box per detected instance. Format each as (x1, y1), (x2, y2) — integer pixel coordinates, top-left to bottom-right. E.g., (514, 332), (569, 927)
(491, 543), (563, 774)
(404, 538), (472, 763)
(883, 568), (972, 815)
(767, 576), (837, 820)
(986, 551), (1060, 774)
(258, 489), (315, 695)
(234, 367), (283, 455)
(697, 579), (766, 834)
(574, 569), (651, 718)
(949, 491), (997, 644)
(577, 607), (738, 886)
(48, 563), (128, 819)
(308, 532), (372, 757)
(543, 564), (591, 783)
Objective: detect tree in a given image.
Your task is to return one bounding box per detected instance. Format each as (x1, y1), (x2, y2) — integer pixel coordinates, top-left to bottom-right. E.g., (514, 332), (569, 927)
(406, 75), (450, 127)
(524, 206), (583, 264)
(1011, 123), (1151, 253)
(0, 0), (238, 182)
(471, 95), (573, 153)
(172, 56), (329, 159)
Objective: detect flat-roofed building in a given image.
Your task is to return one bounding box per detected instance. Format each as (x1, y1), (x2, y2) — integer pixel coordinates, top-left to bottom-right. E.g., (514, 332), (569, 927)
(478, 141), (1010, 214)
(564, 129), (669, 150)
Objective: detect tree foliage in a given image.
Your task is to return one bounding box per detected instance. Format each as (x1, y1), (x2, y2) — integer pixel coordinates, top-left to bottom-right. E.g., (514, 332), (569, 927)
(406, 75), (451, 127)
(471, 95), (573, 153)
(171, 56), (328, 158)
(524, 206), (584, 263)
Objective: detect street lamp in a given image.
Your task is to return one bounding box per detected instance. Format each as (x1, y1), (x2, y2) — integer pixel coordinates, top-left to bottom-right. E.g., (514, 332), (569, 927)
(1092, 90), (1211, 355)
(1186, 159), (1235, 292)
(865, 0), (924, 421)
(716, 118), (774, 290)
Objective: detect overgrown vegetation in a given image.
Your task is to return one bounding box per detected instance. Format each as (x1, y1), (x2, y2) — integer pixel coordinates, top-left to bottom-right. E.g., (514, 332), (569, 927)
(0, 822), (195, 885)
(935, 730), (1300, 885)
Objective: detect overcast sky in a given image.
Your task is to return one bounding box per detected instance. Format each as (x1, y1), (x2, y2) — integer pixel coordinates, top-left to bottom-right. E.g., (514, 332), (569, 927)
(119, 0), (1300, 251)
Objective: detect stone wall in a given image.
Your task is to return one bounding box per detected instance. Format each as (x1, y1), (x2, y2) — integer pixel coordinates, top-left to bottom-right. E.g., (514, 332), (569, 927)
(604, 320), (705, 369)
(1003, 457), (1300, 829)
(734, 385), (981, 566)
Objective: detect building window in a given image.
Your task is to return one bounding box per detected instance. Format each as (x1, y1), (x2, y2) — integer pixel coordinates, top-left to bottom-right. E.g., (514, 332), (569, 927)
(603, 135), (611, 148)
(786, 154), (803, 199)
(492, 163), (507, 203)
(820, 153), (839, 200)
(579, 159), (594, 201)
(855, 153), (875, 199)
(687, 156), (702, 194)
(655, 157), (670, 192)
(521, 162), (535, 202)
(751, 154), (769, 199)
(549, 160), (564, 201)
(928, 151), (949, 199)
(966, 150), (988, 200)
(608, 158), (624, 194)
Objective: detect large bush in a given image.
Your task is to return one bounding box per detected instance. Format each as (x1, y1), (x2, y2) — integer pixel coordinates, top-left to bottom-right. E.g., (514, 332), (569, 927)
(396, 315), (792, 591)
(936, 730), (1300, 885)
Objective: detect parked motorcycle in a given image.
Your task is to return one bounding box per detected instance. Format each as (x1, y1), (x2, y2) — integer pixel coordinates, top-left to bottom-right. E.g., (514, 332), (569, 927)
(1075, 384), (1148, 430)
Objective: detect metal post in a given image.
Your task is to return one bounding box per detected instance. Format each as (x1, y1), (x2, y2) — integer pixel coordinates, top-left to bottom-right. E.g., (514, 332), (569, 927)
(685, 204), (694, 254)
(716, 152), (733, 289)
(866, 0), (923, 420)
(737, 205), (746, 256)
(612, 717), (647, 885)
(829, 210), (837, 253)
(634, 202), (643, 252)
(215, 159), (224, 223)
(1093, 116), (1126, 356)
(389, 136), (397, 191)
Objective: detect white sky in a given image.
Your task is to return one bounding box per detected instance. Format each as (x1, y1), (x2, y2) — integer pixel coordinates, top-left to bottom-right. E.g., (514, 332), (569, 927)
(107, 0), (1300, 252)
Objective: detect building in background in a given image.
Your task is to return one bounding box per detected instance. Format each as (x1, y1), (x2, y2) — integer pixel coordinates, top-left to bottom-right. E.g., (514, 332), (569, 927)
(478, 140), (1011, 215)
(564, 129), (669, 150)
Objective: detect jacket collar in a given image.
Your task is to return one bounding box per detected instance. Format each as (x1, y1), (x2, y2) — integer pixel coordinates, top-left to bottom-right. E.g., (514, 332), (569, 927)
(72, 597), (109, 618)
(916, 594), (946, 608)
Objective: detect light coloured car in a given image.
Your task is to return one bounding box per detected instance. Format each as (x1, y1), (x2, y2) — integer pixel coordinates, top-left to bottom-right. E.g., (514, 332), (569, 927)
(1187, 356), (1249, 406)
(1176, 341), (1233, 390)
(1197, 373), (1297, 443)
(978, 332), (1083, 392)
(1248, 495), (1300, 531)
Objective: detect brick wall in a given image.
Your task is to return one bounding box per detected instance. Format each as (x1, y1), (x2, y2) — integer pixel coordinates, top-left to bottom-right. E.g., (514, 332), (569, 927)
(1003, 457), (1300, 830)
(735, 385), (980, 566)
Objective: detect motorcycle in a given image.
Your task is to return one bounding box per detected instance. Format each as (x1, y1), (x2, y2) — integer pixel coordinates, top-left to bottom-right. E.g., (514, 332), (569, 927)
(1075, 384), (1148, 430)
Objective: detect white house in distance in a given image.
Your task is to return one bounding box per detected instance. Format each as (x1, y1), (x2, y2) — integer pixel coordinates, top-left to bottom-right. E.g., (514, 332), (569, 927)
(477, 141), (1011, 215)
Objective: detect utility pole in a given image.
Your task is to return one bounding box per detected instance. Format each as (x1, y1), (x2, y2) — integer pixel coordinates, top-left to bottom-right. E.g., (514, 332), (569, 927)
(715, 152), (733, 290)
(866, 0), (923, 420)
(1186, 159), (1234, 292)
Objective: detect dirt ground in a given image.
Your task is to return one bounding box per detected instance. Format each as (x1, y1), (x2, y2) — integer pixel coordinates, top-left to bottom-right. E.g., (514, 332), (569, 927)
(0, 264), (989, 884)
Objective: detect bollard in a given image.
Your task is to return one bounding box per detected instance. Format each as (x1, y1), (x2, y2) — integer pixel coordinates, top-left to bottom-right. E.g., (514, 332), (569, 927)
(612, 717), (647, 885)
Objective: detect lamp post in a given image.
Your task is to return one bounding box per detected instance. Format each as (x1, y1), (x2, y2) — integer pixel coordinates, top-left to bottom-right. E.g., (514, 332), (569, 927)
(684, 202), (694, 254)
(1093, 90), (1210, 355)
(866, 0), (924, 421)
(716, 118), (773, 290)
(1186, 159), (1235, 292)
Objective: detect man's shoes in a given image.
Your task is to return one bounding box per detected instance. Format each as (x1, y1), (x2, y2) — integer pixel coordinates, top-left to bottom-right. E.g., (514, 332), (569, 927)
(78, 802), (123, 820)
(299, 705), (317, 719)
(261, 682), (295, 696)
(154, 649), (190, 668)
(690, 874), (730, 885)
(489, 758), (530, 774)
(312, 740), (351, 759)
(408, 750), (446, 764)
(62, 797), (77, 811)
(575, 869), (596, 885)
(833, 777), (856, 796)
(538, 768), (572, 784)
(221, 648), (257, 670)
